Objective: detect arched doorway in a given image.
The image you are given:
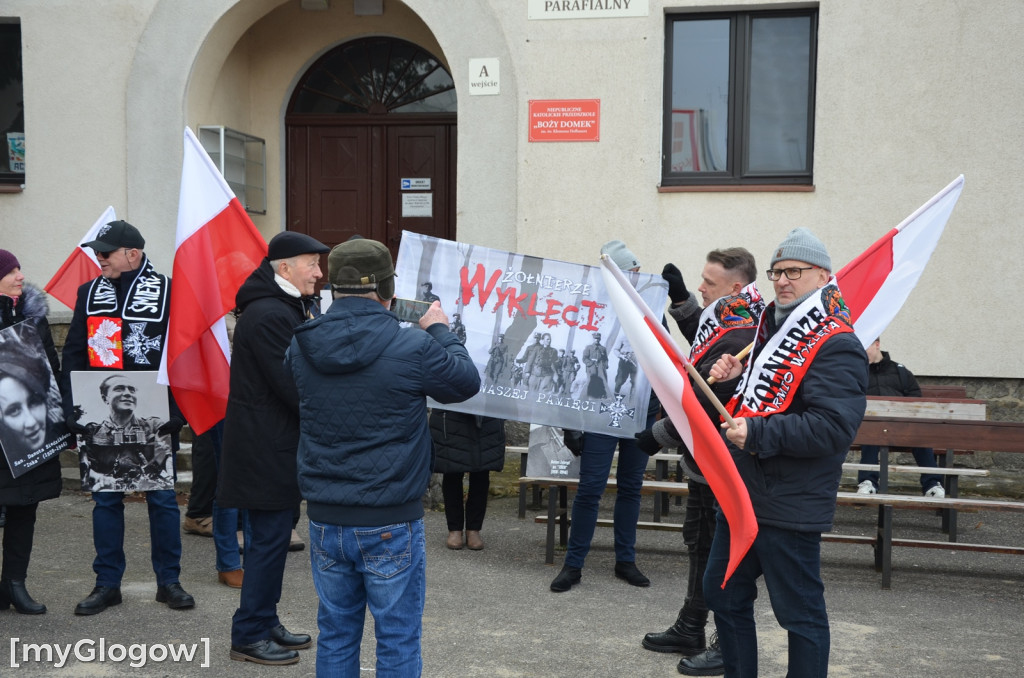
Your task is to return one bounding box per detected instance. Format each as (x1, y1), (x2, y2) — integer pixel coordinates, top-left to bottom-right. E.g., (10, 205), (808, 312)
(286, 37), (457, 261)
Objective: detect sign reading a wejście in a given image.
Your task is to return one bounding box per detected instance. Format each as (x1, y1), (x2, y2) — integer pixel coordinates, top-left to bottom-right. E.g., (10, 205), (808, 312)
(528, 99), (600, 142)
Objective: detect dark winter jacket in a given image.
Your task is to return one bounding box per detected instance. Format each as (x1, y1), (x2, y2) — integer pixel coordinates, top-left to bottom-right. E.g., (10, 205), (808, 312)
(735, 310), (868, 532)
(287, 296), (480, 527)
(867, 352), (920, 397)
(218, 260), (319, 510)
(430, 410), (505, 474)
(659, 295), (756, 481)
(0, 283), (63, 505)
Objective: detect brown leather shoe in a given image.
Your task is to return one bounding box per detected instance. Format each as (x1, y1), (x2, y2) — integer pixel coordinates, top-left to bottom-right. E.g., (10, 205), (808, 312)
(446, 531), (464, 550)
(218, 569), (244, 589)
(183, 516), (213, 537)
(466, 530), (484, 551)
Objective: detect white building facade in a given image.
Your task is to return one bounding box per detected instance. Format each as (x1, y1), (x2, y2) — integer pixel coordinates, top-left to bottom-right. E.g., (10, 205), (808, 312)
(0, 0), (1020, 392)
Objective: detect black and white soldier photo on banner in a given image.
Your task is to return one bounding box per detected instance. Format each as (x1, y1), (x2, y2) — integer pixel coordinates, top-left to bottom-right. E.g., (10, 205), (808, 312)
(394, 232), (668, 438)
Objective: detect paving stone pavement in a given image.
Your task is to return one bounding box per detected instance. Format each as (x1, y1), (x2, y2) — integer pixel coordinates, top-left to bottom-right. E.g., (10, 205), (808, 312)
(3, 488), (1024, 677)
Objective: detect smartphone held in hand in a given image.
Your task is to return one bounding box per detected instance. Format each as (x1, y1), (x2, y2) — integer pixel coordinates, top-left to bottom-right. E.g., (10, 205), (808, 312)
(392, 298), (432, 323)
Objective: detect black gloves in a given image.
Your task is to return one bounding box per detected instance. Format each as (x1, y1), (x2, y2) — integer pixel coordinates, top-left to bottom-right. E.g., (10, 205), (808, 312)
(634, 429), (661, 456)
(563, 429), (584, 457)
(65, 406), (90, 435)
(661, 263), (689, 305)
(157, 416), (186, 436)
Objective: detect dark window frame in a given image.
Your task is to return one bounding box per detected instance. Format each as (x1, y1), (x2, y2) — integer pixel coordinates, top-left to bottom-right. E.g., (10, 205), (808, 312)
(0, 20), (24, 187)
(662, 9), (818, 188)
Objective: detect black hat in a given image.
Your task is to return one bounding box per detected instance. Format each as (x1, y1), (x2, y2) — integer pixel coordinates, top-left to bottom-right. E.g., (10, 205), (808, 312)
(328, 238), (396, 300)
(82, 220), (146, 252)
(267, 232), (329, 260)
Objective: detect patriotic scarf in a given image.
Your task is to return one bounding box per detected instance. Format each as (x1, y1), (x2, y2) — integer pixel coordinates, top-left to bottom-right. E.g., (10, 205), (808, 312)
(84, 255), (169, 369)
(688, 282), (764, 365)
(728, 280), (854, 417)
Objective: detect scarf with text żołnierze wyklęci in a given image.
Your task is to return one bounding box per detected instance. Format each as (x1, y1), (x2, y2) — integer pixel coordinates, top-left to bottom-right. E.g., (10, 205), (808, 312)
(727, 280), (853, 417)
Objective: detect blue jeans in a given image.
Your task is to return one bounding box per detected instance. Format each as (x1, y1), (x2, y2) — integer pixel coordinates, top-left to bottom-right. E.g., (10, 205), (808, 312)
(705, 513), (829, 678)
(206, 422), (242, 573)
(857, 445), (942, 493)
(309, 518), (426, 678)
(565, 419), (653, 568)
(92, 489), (182, 587)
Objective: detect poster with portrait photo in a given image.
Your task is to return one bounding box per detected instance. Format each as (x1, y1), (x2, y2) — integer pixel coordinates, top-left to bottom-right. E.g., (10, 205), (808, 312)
(69, 370), (172, 492)
(0, 322), (71, 478)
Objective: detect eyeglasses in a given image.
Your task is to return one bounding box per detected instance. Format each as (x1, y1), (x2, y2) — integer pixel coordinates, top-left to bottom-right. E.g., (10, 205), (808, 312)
(765, 266), (817, 281)
(95, 248), (124, 260)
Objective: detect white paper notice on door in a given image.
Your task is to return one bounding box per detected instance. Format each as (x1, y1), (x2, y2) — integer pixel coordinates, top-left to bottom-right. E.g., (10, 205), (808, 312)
(402, 193), (432, 218)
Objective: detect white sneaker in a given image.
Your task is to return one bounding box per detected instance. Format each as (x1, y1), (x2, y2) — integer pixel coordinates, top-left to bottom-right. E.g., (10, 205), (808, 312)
(925, 485), (946, 498)
(857, 480), (877, 495)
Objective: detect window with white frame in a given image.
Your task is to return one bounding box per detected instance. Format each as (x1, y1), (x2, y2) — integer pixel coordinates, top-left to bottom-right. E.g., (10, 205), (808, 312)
(663, 9), (818, 187)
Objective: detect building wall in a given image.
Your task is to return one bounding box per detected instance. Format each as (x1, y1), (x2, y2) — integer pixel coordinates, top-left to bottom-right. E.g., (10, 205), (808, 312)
(0, 0), (1020, 383)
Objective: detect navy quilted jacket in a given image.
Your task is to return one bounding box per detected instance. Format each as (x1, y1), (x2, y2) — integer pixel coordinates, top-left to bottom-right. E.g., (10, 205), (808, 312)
(287, 296), (480, 526)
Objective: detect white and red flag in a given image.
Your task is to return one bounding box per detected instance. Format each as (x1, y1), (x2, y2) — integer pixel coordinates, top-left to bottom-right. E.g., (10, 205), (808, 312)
(600, 258), (757, 587)
(837, 175), (964, 347)
(158, 127), (267, 435)
(43, 206), (114, 309)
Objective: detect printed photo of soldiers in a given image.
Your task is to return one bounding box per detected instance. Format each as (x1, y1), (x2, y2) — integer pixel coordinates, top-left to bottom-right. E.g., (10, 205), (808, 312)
(582, 332), (609, 399)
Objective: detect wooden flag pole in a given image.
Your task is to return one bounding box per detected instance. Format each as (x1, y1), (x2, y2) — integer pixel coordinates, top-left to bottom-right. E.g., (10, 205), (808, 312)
(706, 341), (753, 384)
(683, 361), (737, 429)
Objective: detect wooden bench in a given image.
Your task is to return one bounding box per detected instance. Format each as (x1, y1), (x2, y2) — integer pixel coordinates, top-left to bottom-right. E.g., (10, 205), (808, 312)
(519, 474), (690, 564)
(838, 415), (1024, 587)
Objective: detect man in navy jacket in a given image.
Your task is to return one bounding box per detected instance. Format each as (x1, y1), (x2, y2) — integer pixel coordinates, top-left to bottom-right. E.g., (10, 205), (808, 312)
(708, 228), (868, 678)
(287, 238), (479, 677)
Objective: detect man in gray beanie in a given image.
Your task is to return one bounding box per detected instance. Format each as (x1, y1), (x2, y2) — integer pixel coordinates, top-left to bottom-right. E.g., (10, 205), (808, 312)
(706, 227), (868, 677)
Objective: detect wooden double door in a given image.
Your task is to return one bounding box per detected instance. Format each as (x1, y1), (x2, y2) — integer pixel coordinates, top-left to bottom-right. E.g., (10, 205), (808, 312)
(287, 118), (456, 262)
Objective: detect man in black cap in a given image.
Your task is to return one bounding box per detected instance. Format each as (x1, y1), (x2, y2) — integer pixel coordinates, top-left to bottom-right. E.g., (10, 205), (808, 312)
(217, 230), (328, 666)
(60, 220), (193, 616)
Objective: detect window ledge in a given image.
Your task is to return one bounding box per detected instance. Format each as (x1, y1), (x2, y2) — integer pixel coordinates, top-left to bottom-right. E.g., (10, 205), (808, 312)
(658, 184), (815, 193)
(0, 183), (25, 194)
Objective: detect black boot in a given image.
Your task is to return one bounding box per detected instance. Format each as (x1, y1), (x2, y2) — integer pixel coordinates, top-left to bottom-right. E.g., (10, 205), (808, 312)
(0, 578), (46, 615)
(642, 607), (706, 655)
(678, 632), (724, 676)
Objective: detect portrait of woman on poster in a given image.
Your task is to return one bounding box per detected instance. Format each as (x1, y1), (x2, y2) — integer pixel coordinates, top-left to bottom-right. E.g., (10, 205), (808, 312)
(0, 249), (65, 615)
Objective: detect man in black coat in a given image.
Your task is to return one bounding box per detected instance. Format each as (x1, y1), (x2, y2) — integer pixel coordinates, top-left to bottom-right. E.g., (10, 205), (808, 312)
(218, 231), (328, 666)
(855, 337), (944, 496)
(636, 248), (760, 675)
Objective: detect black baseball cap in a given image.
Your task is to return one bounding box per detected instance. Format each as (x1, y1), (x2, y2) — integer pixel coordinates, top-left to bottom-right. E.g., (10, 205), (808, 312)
(82, 220), (146, 252)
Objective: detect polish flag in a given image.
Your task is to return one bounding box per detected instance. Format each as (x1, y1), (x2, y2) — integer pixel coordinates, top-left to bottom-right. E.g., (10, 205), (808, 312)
(158, 127), (267, 435)
(601, 258), (757, 587)
(43, 206), (114, 309)
(837, 175), (964, 348)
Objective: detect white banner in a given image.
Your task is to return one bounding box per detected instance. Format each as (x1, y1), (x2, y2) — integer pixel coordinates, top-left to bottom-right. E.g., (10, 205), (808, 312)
(395, 232), (667, 436)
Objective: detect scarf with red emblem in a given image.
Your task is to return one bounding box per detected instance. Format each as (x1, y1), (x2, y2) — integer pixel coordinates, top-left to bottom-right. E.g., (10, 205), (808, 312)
(688, 282), (764, 365)
(84, 255), (169, 369)
(727, 280), (854, 417)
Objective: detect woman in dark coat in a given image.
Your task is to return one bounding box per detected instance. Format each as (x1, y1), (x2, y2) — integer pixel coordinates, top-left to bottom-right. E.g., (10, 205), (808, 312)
(0, 249), (63, 614)
(429, 410), (505, 550)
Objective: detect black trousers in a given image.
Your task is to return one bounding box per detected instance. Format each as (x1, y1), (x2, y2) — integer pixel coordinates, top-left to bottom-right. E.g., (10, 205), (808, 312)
(185, 431), (216, 519)
(1, 502), (38, 581)
(232, 508), (292, 645)
(683, 481), (717, 613)
(442, 471), (490, 532)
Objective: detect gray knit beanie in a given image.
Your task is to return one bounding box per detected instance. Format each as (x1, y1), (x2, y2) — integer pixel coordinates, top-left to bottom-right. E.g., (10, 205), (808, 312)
(600, 239), (640, 271)
(770, 228), (831, 271)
